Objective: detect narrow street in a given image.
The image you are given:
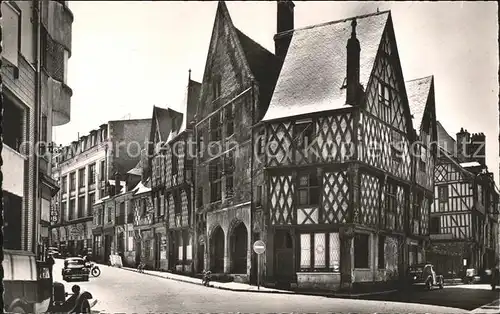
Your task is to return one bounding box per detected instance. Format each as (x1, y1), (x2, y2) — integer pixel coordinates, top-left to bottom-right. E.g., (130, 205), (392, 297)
(53, 259), (475, 314)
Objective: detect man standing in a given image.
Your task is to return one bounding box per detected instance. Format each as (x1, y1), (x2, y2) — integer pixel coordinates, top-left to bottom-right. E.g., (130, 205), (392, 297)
(47, 254), (55, 278)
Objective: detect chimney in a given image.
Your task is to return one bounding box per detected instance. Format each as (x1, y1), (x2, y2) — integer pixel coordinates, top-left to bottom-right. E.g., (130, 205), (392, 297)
(456, 127), (470, 159)
(468, 132), (486, 166)
(277, 0), (294, 33)
(274, 1), (294, 68)
(346, 19), (361, 106)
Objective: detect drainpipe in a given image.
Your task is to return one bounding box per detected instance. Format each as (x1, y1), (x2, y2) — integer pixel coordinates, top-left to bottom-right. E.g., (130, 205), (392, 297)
(250, 80), (255, 282)
(33, 0), (42, 258)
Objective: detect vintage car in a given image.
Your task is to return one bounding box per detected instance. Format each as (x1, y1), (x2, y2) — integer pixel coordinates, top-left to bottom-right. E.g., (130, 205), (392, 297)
(48, 247), (60, 258)
(3, 249), (95, 313)
(62, 257), (90, 282)
(407, 263), (444, 290)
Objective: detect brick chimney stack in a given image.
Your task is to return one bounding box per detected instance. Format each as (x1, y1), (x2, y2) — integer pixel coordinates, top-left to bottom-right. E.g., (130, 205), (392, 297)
(274, 1), (295, 70)
(346, 19), (361, 106)
(456, 127), (470, 159)
(468, 132), (486, 166)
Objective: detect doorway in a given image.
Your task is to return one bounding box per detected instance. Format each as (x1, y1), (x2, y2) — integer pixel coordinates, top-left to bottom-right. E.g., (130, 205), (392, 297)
(210, 227), (224, 273)
(230, 223), (248, 274)
(168, 231), (177, 271)
(274, 229), (294, 285)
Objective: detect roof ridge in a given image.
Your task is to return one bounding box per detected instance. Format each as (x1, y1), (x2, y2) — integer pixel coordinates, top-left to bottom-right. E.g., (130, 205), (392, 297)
(406, 75), (433, 83)
(277, 10), (390, 37)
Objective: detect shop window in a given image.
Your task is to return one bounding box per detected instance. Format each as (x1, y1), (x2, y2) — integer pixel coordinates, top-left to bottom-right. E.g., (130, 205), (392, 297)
(300, 232), (340, 272)
(354, 233), (370, 269)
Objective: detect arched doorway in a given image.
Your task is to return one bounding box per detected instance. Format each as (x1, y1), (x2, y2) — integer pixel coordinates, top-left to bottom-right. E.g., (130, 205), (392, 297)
(230, 222), (248, 274)
(210, 227), (224, 273)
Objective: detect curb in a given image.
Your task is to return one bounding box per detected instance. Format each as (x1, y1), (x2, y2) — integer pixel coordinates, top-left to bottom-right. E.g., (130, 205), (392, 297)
(119, 267), (400, 298)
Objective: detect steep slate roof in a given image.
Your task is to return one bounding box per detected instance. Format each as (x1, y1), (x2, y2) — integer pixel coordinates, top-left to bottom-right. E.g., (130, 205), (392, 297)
(263, 11), (390, 122)
(151, 106), (174, 142)
(235, 28), (280, 116)
(406, 76), (433, 135)
(436, 120), (456, 155)
(197, 2), (279, 119)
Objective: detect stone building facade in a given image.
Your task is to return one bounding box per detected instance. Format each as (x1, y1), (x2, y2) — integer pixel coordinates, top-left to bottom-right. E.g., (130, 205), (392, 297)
(2, 0), (72, 256)
(50, 119), (151, 258)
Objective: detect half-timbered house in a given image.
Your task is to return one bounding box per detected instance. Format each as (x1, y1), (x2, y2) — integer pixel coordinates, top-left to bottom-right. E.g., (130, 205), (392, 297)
(405, 76), (437, 265)
(147, 105), (179, 270)
(161, 74), (201, 274)
(261, 5), (435, 291)
(195, 1), (278, 282)
(429, 124), (499, 277)
(129, 149), (154, 269)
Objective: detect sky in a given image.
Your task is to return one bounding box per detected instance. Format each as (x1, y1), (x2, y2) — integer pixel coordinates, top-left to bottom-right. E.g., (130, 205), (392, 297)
(56, 1), (499, 183)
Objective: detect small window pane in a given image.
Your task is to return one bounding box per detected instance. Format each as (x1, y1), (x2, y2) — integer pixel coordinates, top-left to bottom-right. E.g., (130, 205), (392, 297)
(299, 190), (308, 205)
(314, 233), (326, 268)
(300, 234), (310, 268)
(299, 175), (308, 186)
(329, 233), (340, 272)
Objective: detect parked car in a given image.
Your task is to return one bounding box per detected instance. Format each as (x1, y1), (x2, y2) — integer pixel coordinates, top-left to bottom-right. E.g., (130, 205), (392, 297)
(62, 257), (90, 282)
(3, 249), (96, 313)
(407, 263), (444, 290)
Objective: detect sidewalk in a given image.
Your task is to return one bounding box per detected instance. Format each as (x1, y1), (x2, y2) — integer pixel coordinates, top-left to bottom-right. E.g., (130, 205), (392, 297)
(118, 266), (401, 298)
(470, 298), (500, 314)
(120, 266), (292, 294)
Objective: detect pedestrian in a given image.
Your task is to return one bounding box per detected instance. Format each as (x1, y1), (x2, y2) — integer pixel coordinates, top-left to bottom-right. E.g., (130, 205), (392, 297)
(46, 254), (55, 278)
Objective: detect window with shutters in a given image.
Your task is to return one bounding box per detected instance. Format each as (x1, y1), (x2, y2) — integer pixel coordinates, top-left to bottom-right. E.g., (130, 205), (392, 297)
(298, 172), (320, 206)
(300, 232), (340, 272)
(225, 151), (234, 198)
(210, 158), (222, 202)
(354, 233), (370, 269)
